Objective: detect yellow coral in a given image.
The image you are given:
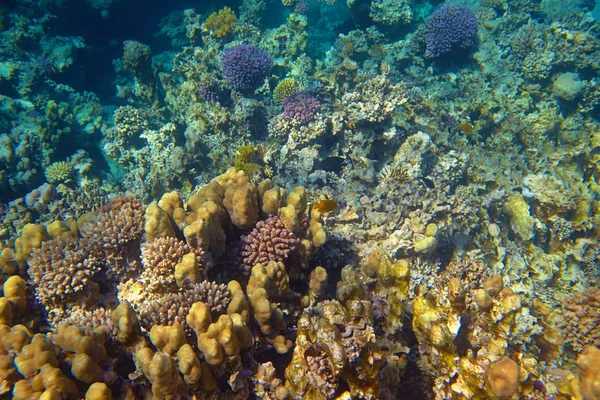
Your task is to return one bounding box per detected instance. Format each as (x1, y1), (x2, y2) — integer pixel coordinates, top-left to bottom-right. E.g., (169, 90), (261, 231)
(44, 161), (72, 184)
(149, 323), (186, 356)
(503, 194), (535, 241)
(487, 357), (520, 398)
(273, 78), (298, 104)
(145, 202), (177, 242)
(203, 7), (237, 39)
(111, 301), (140, 342)
(577, 345), (600, 400)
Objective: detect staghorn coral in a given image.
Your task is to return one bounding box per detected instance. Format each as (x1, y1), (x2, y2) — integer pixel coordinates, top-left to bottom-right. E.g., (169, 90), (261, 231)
(27, 237), (102, 316)
(44, 161), (73, 184)
(139, 236), (203, 292)
(81, 196), (145, 280)
(130, 280), (231, 331)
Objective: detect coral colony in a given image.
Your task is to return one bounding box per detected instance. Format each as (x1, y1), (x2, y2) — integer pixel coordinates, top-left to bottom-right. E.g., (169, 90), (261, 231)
(0, 0), (599, 399)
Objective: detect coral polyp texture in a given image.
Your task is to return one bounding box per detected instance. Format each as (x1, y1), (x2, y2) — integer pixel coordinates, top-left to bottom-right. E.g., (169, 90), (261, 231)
(423, 4), (478, 58)
(221, 44), (273, 93)
(2, 0), (600, 397)
(282, 92), (321, 124)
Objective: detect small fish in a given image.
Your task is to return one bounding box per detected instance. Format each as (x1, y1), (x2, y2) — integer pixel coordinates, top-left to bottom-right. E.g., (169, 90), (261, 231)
(313, 199), (338, 213)
(421, 177), (435, 189)
(319, 156), (346, 173)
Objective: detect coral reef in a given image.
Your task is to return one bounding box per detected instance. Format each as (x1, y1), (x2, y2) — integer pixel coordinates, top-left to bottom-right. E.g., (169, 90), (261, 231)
(1, 0), (600, 398)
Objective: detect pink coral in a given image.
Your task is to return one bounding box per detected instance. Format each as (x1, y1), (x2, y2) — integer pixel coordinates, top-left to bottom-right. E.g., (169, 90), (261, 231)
(282, 93), (320, 124)
(239, 216), (299, 274)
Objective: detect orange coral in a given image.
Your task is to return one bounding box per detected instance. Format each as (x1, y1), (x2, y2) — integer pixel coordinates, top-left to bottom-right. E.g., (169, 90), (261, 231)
(203, 7), (237, 40)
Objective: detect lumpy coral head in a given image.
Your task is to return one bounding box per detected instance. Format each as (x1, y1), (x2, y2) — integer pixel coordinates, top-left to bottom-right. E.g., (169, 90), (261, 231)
(424, 4), (477, 58)
(221, 44), (273, 94)
(282, 93), (320, 124)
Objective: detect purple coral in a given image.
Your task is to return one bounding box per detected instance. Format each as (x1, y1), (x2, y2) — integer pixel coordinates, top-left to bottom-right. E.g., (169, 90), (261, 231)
(239, 215), (299, 274)
(282, 92), (321, 124)
(295, 0), (309, 14)
(221, 44), (273, 94)
(199, 86), (220, 104)
(424, 4), (478, 59)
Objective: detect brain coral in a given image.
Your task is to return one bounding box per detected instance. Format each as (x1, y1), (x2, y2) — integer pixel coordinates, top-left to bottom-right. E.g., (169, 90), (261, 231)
(424, 4), (478, 58)
(221, 44), (273, 94)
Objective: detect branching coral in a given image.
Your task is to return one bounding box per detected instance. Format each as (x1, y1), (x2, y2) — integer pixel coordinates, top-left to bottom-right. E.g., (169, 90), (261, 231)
(221, 44), (273, 94)
(423, 4), (478, 58)
(239, 215), (299, 273)
(202, 7), (237, 40)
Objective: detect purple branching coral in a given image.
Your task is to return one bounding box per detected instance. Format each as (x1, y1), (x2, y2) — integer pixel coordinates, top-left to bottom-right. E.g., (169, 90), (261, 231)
(295, 0), (309, 14)
(199, 86), (220, 104)
(424, 4), (478, 59)
(240, 215), (299, 274)
(282, 92), (321, 124)
(221, 44), (273, 94)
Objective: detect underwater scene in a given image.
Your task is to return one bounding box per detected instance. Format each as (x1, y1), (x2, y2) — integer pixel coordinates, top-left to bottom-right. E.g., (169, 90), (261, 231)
(0, 0), (599, 398)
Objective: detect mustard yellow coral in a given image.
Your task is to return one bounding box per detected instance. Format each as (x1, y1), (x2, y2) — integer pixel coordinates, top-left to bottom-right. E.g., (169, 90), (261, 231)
(273, 78), (298, 104)
(203, 7), (237, 40)
(44, 161), (73, 184)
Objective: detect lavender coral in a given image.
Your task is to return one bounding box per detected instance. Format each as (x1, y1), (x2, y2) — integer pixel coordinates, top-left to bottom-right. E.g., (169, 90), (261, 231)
(221, 44), (273, 93)
(282, 92), (321, 124)
(423, 4), (478, 58)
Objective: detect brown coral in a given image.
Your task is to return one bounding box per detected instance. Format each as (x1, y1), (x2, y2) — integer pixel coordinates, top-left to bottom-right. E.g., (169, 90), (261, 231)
(487, 357), (520, 398)
(139, 236), (202, 291)
(557, 286), (600, 352)
(240, 215), (299, 274)
(81, 196), (145, 279)
(27, 237), (101, 311)
(138, 281), (230, 331)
